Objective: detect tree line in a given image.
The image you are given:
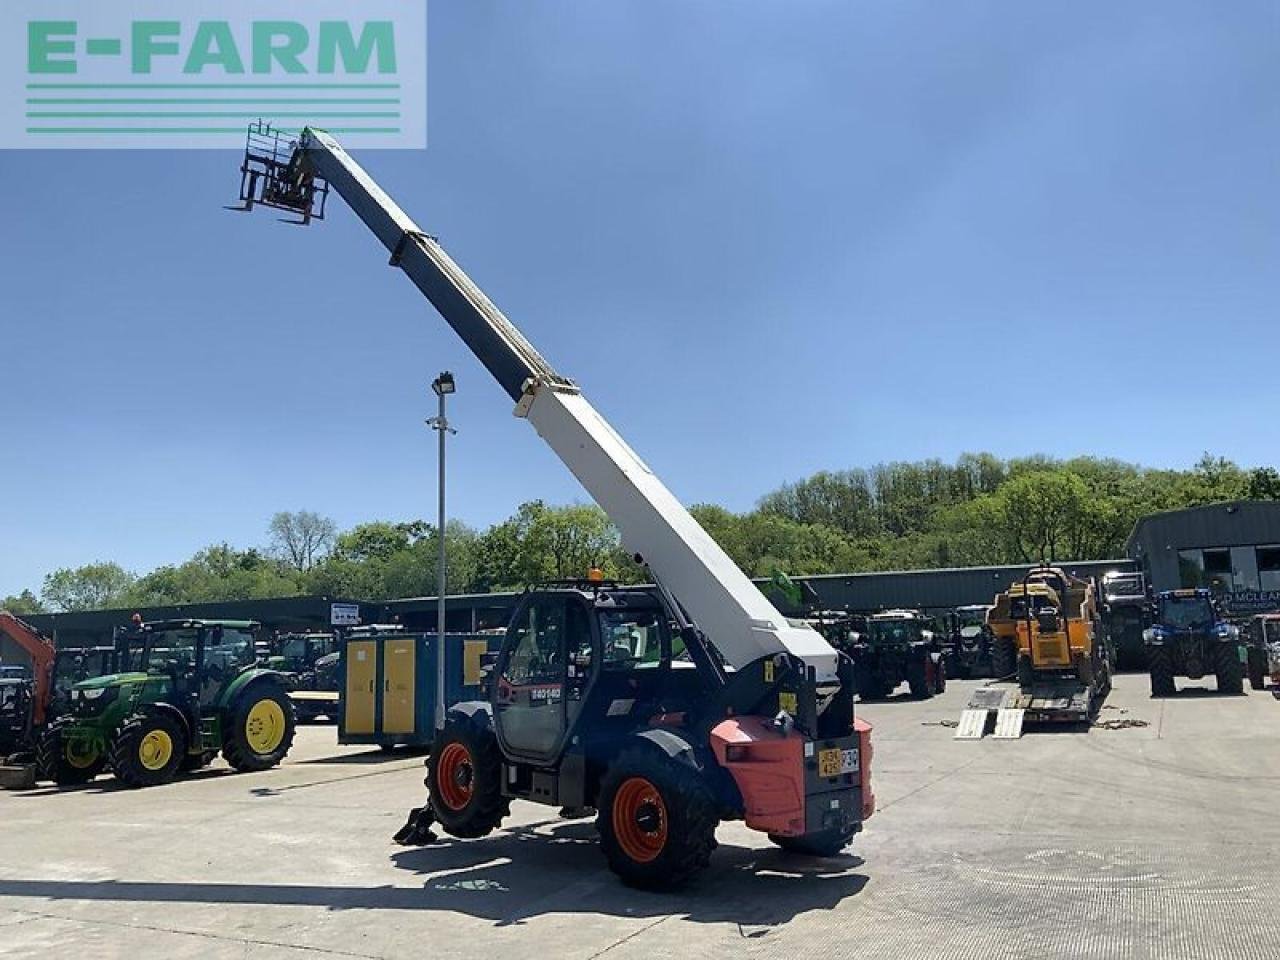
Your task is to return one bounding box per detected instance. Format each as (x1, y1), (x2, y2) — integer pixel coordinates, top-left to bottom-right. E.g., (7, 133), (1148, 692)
(6, 453), (1278, 615)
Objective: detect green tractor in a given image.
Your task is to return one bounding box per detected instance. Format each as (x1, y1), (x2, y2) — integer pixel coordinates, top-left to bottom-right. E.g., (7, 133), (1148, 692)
(40, 619), (296, 788)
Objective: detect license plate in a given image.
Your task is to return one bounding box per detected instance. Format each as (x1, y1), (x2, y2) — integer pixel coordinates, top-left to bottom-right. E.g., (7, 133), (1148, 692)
(818, 747), (859, 778)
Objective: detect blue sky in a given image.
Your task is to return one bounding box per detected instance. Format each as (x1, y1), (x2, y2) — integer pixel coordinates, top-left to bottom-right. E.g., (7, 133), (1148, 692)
(1, 1), (1276, 599)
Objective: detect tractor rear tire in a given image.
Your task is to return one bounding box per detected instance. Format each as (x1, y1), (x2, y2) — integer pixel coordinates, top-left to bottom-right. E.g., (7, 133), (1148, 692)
(1247, 648), (1267, 691)
(110, 713), (186, 788)
(223, 685), (296, 772)
(597, 746), (718, 889)
(992, 638), (1016, 679)
(906, 656), (932, 699)
(37, 719), (105, 786)
(1215, 644), (1244, 696)
(427, 722), (509, 839)
(1147, 647), (1176, 697)
(769, 827), (855, 858)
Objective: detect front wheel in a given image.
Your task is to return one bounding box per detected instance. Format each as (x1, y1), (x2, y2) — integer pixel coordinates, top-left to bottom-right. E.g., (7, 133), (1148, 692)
(769, 828), (855, 857)
(597, 746), (718, 889)
(37, 719), (105, 786)
(1215, 644), (1244, 696)
(110, 713), (186, 788)
(223, 684), (296, 772)
(427, 722), (508, 838)
(1148, 647), (1176, 697)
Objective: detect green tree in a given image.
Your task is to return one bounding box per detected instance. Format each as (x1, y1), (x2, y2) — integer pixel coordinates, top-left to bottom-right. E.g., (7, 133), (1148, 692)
(1248, 467), (1280, 500)
(41, 562), (136, 612)
(269, 510), (337, 571)
(1, 589), (45, 615)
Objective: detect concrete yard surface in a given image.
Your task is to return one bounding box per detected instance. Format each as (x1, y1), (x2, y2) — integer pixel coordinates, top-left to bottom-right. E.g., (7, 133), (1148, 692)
(2, 673), (1278, 959)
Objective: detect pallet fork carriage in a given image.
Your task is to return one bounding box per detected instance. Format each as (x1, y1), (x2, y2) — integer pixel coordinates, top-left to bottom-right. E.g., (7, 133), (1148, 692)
(233, 124), (874, 886)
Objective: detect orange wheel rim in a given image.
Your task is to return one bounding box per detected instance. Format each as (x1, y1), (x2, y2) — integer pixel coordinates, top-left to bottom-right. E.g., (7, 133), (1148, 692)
(436, 742), (474, 811)
(612, 777), (667, 864)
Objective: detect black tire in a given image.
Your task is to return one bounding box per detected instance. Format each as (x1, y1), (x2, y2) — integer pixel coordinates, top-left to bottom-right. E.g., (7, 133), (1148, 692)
(222, 683), (296, 772)
(110, 713), (186, 788)
(1215, 644), (1244, 696)
(1016, 653), (1035, 690)
(1247, 648), (1267, 691)
(37, 719), (105, 786)
(852, 661), (880, 701)
(934, 656), (947, 694)
(906, 655), (932, 699)
(180, 750), (216, 772)
(769, 828), (855, 857)
(1148, 647), (1176, 697)
(427, 722), (508, 838)
(597, 746), (718, 889)
(991, 637), (1016, 679)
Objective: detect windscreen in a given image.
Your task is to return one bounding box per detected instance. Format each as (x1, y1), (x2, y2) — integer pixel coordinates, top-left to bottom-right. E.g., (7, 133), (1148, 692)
(1158, 596), (1214, 630)
(868, 619), (921, 644)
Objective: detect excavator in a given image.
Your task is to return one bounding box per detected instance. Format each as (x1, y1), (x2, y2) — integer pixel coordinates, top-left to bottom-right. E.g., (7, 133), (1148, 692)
(233, 122), (874, 887)
(0, 612), (114, 787)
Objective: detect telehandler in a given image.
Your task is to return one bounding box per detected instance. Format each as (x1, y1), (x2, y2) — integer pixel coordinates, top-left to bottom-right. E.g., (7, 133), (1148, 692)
(233, 122), (874, 887)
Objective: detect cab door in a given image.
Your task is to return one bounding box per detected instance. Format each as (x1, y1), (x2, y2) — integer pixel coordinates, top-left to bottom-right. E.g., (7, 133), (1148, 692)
(494, 594), (595, 763)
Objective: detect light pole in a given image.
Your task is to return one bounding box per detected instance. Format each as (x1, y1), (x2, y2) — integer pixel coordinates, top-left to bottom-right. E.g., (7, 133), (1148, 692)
(428, 371), (456, 731)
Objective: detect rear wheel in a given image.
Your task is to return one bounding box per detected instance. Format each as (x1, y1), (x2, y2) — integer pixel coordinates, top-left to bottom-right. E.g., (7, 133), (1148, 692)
(427, 723), (508, 838)
(1148, 647), (1176, 697)
(37, 719), (105, 786)
(769, 827), (855, 857)
(1247, 648), (1267, 691)
(223, 684), (296, 772)
(110, 713), (186, 788)
(1215, 644), (1244, 696)
(906, 655), (932, 699)
(992, 637), (1016, 678)
(597, 746), (718, 889)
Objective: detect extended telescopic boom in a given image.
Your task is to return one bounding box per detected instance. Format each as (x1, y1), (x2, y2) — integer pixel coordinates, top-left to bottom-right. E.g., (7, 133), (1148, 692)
(236, 125), (839, 682)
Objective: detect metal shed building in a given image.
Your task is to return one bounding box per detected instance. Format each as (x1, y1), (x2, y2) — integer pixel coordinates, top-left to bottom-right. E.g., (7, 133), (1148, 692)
(1127, 500), (1280, 614)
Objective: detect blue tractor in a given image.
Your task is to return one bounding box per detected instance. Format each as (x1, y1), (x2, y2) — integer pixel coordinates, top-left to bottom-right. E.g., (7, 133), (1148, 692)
(1143, 589), (1243, 697)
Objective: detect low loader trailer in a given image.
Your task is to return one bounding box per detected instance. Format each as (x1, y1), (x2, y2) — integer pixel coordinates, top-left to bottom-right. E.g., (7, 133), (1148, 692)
(957, 566), (1111, 739)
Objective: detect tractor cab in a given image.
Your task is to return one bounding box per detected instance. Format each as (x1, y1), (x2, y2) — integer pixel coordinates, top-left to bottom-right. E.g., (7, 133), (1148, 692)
(943, 604), (995, 678)
(490, 582), (697, 768)
(271, 632), (338, 673)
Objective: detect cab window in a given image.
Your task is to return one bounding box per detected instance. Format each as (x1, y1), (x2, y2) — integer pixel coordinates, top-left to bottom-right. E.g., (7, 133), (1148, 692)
(503, 599), (566, 686)
(599, 610), (666, 670)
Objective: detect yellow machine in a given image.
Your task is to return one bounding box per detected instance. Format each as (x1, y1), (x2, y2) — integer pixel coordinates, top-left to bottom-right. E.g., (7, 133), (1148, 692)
(984, 566), (1111, 722)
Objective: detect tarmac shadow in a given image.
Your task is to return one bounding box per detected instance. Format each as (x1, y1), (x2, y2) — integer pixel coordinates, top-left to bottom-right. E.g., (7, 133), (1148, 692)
(0, 818), (868, 930)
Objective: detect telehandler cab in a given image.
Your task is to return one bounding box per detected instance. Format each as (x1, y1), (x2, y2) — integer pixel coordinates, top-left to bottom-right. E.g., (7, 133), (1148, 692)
(45, 619), (296, 788)
(234, 123), (874, 888)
